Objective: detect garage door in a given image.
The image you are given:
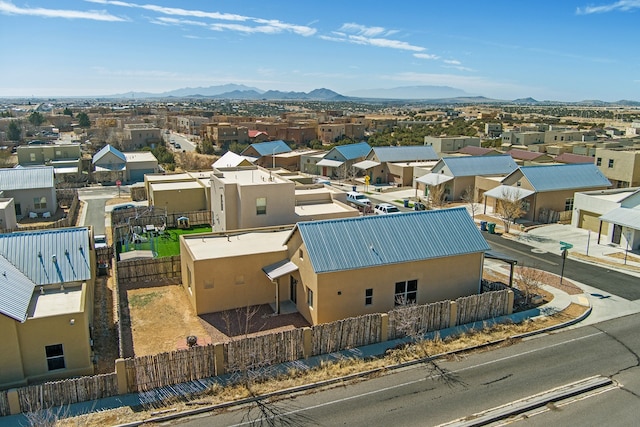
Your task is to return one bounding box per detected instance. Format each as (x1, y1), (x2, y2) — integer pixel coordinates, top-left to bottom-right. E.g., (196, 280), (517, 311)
(579, 210), (607, 235)
(129, 169), (154, 183)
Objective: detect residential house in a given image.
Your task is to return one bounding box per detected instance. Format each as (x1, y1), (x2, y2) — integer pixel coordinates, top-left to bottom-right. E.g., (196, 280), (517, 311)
(416, 155), (519, 202)
(501, 131), (544, 147)
(553, 153), (595, 164)
(594, 147), (640, 188)
(486, 163), (611, 223)
(315, 141), (371, 179)
(354, 145), (439, 187)
(0, 166), (56, 219)
(424, 136), (481, 155)
(122, 124), (162, 150)
(457, 146), (503, 156)
(0, 198), (18, 231)
(179, 208), (490, 326)
(0, 227), (96, 388)
(16, 143), (83, 184)
(248, 130), (269, 143)
(202, 123), (249, 148)
(212, 151), (254, 169)
(572, 188), (640, 249)
(211, 165), (358, 232)
(240, 140), (292, 168)
(92, 144), (159, 184)
(484, 123), (502, 138)
(145, 171), (211, 214)
(507, 149), (554, 165)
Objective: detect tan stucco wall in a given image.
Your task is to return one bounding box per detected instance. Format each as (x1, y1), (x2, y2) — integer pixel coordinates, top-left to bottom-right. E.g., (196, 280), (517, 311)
(151, 187), (207, 214)
(0, 314), (25, 387)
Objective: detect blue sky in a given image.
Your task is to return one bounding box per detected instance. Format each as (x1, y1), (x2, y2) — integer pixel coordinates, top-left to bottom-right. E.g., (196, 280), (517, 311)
(1, 0), (639, 101)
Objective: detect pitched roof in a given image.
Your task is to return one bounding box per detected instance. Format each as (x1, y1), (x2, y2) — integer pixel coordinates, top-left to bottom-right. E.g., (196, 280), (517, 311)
(93, 144), (126, 164)
(212, 151), (253, 168)
(439, 155), (518, 177)
(242, 140), (291, 157)
(0, 166), (55, 190)
(507, 149), (549, 161)
(457, 146), (500, 156)
(515, 163), (611, 192)
(0, 227), (93, 286)
(372, 146), (439, 162)
(553, 153), (595, 164)
(0, 254), (37, 322)
(293, 207), (490, 274)
(333, 141), (371, 160)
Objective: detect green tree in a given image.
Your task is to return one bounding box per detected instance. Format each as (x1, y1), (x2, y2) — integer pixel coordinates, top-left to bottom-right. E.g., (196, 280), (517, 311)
(63, 107), (73, 117)
(28, 112), (45, 127)
(7, 121), (21, 141)
(77, 112), (91, 128)
(197, 139), (215, 155)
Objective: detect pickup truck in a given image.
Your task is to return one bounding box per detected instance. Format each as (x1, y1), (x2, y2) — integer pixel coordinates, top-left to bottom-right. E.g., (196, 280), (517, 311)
(346, 191), (371, 207)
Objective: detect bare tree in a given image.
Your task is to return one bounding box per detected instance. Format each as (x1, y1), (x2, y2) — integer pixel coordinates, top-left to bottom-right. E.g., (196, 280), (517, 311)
(496, 188), (525, 234)
(515, 265), (545, 306)
(427, 183), (447, 209)
(461, 186), (481, 219)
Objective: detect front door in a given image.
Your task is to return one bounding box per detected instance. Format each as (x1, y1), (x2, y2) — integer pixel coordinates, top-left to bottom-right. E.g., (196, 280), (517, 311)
(612, 224), (622, 244)
(290, 276), (297, 303)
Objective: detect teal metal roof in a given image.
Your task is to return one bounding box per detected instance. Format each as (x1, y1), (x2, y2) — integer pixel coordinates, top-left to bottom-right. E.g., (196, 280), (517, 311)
(295, 207), (490, 274)
(334, 141), (371, 160)
(372, 146), (439, 162)
(243, 140), (291, 157)
(93, 144), (126, 164)
(440, 155), (518, 177)
(0, 255), (36, 322)
(518, 163), (611, 192)
(0, 166), (54, 190)
(0, 227), (92, 286)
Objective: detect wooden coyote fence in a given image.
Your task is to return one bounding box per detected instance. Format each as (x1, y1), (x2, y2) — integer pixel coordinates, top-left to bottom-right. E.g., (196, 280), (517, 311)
(226, 329), (306, 374)
(456, 290), (511, 326)
(310, 313), (382, 356)
(388, 300), (451, 340)
(117, 255), (182, 283)
(15, 373), (118, 411)
(0, 391), (8, 417)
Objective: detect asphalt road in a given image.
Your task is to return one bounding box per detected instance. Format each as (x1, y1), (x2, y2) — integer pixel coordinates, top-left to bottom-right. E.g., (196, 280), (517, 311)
(172, 313), (640, 426)
(483, 232), (640, 301)
(78, 185), (130, 234)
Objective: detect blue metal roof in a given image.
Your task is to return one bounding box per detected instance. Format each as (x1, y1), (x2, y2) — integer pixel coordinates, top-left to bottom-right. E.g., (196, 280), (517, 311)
(334, 141), (371, 160)
(295, 207), (490, 274)
(372, 146), (439, 162)
(0, 227), (92, 287)
(518, 163), (611, 192)
(93, 144), (126, 164)
(0, 166), (54, 190)
(0, 255), (36, 322)
(440, 155), (518, 177)
(244, 140), (291, 157)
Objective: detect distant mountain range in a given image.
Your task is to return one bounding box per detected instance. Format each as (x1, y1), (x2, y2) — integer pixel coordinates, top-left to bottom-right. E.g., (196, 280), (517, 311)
(103, 84), (640, 106)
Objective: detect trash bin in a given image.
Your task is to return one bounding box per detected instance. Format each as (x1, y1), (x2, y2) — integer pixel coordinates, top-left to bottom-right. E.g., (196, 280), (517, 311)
(352, 185), (357, 192)
(480, 220), (487, 231)
(403, 199), (409, 208)
(487, 222), (496, 234)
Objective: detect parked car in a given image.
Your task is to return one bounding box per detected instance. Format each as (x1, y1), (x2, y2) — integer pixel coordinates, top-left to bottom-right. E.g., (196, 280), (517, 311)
(346, 191), (371, 207)
(413, 201), (426, 211)
(374, 203), (401, 215)
(111, 203), (135, 212)
(94, 234), (108, 249)
(174, 143), (181, 149)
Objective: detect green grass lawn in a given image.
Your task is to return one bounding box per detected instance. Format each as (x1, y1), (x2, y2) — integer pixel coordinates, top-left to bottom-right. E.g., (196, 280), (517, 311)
(119, 225), (212, 258)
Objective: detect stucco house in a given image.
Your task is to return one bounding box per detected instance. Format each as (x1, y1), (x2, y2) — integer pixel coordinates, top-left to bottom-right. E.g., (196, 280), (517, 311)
(0, 166), (56, 219)
(92, 144), (159, 184)
(485, 163), (612, 223)
(315, 141), (371, 179)
(16, 143), (84, 184)
(240, 140), (292, 168)
(0, 227), (96, 388)
(180, 207), (490, 326)
(354, 145), (439, 187)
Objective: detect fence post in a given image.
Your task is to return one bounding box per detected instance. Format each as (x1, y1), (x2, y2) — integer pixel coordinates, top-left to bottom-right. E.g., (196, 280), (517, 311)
(7, 389), (20, 415)
(449, 301), (458, 328)
(380, 313), (389, 342)
(213, 343), (226, 376)
(507, 290), (514, 315)
(302, 327), (312, 358)
(115, 358), (129, 395)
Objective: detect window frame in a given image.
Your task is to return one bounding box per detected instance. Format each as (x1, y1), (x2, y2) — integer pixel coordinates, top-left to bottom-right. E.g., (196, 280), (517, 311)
(45, 344), (65, 371)
(365, 288), (373, 305)
(307, 288), (314, 308)
(394, 279), (418, 306)
(256, 197), (267, 215)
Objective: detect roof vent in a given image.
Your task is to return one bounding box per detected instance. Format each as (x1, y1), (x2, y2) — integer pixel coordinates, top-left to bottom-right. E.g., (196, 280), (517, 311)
(52, 254), (57, 263)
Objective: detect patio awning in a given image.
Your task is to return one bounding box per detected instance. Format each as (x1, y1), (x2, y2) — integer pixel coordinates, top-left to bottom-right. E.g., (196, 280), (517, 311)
(352, 160), (380, 170)
(316, 159), (344, 168)
(416, 173), (453, 186)
(262, 259), (299, 281)
(599, 207), (640, 230)
(484, 185), (534, 201)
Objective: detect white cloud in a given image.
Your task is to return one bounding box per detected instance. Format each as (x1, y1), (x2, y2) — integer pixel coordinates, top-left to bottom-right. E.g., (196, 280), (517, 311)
(413, 53), (440, 60)
(576, 0), (640, 14)
(86, 0), (316, 36)
(443, 59), (461, 65)
(339, 23), (387, 37)
(151, 17), (207, 27)
(0, 0), (125, 21)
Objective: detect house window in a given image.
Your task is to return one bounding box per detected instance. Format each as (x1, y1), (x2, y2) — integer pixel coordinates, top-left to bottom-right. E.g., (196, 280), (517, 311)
(596, 157), (602, 166)
(365, 288), (373, 305)
(307, 288), (314, 308)
(220, 194), (224, 211)
(256, 197), (267, 215)
(394, 280), (417, 306)
(33, 197), (47, 210)
(565, 198), (574, 211)
(299, 249), (304, 260)
(187, 266), (192, 293)
(45, 344), (65, 371)
(30, 153), (36, 162)
(608, 159), (614, 168)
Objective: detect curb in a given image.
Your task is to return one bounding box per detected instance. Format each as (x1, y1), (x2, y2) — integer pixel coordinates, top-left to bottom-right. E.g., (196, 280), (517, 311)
(113, 305), (592, 426)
